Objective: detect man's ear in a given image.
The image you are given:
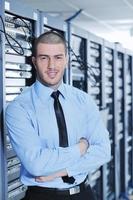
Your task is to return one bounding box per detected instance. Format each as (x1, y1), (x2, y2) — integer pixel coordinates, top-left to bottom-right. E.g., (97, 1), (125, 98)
(65, 56), (68, 69)
(32, 56), (36, 69)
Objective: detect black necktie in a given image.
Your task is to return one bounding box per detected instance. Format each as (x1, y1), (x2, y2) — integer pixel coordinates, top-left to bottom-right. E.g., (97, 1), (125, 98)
(51, 91), (75, 184)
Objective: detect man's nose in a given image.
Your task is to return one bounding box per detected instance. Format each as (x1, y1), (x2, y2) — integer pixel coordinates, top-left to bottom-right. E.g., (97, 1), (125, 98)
(48, 58), (55, 69)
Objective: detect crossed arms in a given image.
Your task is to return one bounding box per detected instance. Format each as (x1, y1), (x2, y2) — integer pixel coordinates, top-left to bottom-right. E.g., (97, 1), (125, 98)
(6, 100), (111, 183)
(36, 138), (89, 182)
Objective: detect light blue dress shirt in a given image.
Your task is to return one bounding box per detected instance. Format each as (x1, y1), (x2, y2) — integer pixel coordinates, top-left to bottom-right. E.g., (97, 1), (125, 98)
(6, 80), (111, 189)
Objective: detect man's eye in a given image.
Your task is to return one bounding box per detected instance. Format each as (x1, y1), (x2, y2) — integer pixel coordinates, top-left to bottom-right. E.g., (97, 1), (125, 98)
(40, 57), (48, 61)
(56, 56), (62, 59)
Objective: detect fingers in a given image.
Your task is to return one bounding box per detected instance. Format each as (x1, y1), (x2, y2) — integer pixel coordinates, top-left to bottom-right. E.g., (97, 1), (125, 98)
(35, 175), (54, 182)
(35, 176), (46, 182)
(78, 138), (89, 156)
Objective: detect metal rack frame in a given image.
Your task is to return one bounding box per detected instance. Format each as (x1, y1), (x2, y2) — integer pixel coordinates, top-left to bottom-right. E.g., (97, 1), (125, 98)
(0, 1), (8, 199)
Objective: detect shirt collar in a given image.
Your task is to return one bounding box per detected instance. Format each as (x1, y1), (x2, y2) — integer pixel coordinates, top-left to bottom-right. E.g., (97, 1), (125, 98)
(34, 80), (67, 104)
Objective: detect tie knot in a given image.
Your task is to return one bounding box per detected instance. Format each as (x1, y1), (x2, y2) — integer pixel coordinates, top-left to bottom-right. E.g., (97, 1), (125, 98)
(51, 90), (60, 100)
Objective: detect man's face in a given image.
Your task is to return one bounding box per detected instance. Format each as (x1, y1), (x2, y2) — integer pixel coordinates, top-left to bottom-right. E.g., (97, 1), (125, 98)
(32, 43), (67, 89)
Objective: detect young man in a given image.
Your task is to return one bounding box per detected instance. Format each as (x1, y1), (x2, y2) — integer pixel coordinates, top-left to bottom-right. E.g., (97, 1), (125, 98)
(6, 31), (111, 200)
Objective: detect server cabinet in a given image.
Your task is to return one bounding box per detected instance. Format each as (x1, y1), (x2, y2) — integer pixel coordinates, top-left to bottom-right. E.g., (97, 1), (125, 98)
(67, 26), (103, 199)
(121, 50), (133, 198)
(114, 44), (125, 200)
(5, 12), (35, 200)
(103, 41), (115, 200)
(87, 33), (104, 200)
(1, 1), (39, 199)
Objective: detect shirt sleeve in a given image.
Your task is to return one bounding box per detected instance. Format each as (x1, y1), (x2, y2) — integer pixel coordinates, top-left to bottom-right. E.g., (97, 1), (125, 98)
(5, 101), (81, 177)
(66, 96), (111, 177)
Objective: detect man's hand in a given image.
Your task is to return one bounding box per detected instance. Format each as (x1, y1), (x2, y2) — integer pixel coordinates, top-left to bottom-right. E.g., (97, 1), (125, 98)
(35, 174), (55, 182)
(78, 137), (89, 156)
(35, 169), (68, 182)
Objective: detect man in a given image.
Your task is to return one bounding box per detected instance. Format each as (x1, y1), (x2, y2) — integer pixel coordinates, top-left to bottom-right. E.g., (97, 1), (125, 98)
(6, 31), (111, 200)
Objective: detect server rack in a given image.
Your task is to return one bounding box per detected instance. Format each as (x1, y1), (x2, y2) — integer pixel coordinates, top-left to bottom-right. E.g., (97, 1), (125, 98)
(125, 51), (133, 194)
(68, 25), (103, 199)
(103, 40), (115, 200)
(1, 1), (39, 199)
(87, 33), (104, 200)
(5, 12), (35, 200)
(120, 50), (133, 199)
(114, 44), (125, 200)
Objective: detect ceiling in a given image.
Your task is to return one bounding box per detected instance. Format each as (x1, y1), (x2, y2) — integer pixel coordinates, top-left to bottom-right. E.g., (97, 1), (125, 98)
(19, 0), (133, 49)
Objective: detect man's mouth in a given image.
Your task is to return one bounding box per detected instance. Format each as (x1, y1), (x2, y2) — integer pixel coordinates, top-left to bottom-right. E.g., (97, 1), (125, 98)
(47, 70), (58, 78)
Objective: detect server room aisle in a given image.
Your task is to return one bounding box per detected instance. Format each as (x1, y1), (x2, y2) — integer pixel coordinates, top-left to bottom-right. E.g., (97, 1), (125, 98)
(1, 0), (133, 200)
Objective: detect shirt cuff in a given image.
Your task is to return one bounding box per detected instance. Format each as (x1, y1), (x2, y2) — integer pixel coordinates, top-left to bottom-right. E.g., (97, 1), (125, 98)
(66, 164), (78, 177)
(66, 145), (91, 177)
(65, 144), (81, 177)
